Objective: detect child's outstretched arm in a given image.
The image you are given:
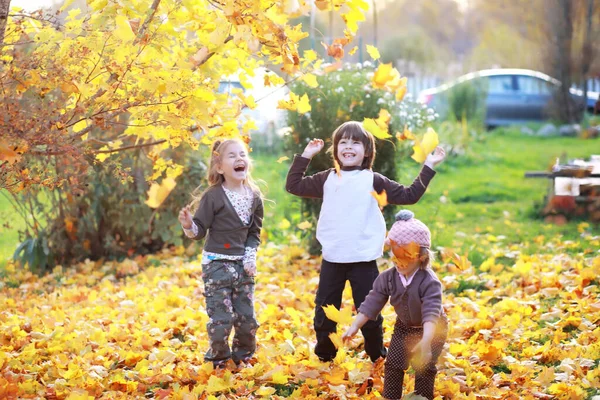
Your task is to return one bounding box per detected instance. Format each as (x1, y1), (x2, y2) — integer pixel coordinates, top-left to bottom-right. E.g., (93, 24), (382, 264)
(412, 275), (443, 367)
(373, 146), (446, 205)
(342, 313), (370, 340)
(179, 192), (216, 241)
(343, 272), (389, 340)
(285, 139), (331, 198)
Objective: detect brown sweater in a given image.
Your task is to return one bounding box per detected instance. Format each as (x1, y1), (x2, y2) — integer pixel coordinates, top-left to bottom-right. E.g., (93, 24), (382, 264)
(359, 267), (445, 326)
(190, 185), (263, 255)
(285, 155), (436, 203)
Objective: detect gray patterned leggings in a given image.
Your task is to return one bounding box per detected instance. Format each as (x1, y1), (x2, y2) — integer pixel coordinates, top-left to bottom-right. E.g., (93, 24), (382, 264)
(383, 318), (448, 400)
(201, 260), (259, 364)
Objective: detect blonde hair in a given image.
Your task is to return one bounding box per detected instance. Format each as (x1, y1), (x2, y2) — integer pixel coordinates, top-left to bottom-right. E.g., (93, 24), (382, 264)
(418, 247), (435, 270)
(191, 138), (262, 210)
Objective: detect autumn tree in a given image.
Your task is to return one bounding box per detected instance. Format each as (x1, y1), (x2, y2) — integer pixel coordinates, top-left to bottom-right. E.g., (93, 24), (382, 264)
(0, 0), (370, 268)
(0, 0), (371, 192)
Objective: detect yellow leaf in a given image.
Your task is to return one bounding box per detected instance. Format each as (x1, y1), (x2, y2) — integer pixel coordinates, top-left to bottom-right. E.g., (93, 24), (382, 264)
(366, 45), (380, 60)
(297, 220), (312, 230)
(209, 22), (230, 48)
(264, 73), (285, 87)
(256, 386), (277, 397)
(329, 332), (344, 349)
(349, 46), (358, 55)
(396, 85), (407, 102)
(277, 156), (289, 163)
(371, 190), (388, 209)
(372, 63), (397, 89)
(363, 118), (390, 139)
(302, 73), (319, 88)
(271, 370), (290, 384)
(303, 49), (318, 62)
(206, 375), (231, 393)
(341, 2), (368, 34)
(239, 93), (257, 109)
(95, 152), (110, 162)
(278, 218), (291, 230)
(297, 94), (311, 114)
(278, 92), (310, 113)
(411, 127), (439, 163)
(145, 178), (177, 209)
(396, 125), (415, 141)
(0, 139), (23, 164)
(114, 15), (135, 43)
(322, 304), (354, 325)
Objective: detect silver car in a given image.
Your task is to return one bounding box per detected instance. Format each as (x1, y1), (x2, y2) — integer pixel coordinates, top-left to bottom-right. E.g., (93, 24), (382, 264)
(418, 69), (599, 127)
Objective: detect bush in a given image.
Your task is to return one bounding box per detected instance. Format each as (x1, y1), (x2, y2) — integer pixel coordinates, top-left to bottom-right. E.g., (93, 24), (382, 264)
(444, 80), (487, 127)
(11, 146), (206, 272)
(283, 62), (436, 253)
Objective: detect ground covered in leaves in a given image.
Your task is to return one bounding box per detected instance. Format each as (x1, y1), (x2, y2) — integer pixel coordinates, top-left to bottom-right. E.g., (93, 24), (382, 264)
(1, 233), (600, 399)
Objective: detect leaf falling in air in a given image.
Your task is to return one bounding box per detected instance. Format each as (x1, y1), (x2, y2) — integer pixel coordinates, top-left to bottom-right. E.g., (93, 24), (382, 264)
(371, 190), (388, 209)
(145, 178), (177, 209)
(411, 127), (439, 163)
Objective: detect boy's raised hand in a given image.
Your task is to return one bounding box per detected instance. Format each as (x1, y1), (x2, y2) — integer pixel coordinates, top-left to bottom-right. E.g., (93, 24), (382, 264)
(301, 138), (324, 159)
(424, 146), (446, 169)
(178, 205), (193, 229)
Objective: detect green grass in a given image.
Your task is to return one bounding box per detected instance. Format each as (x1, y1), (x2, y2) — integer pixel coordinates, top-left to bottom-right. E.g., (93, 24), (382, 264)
(2, 128), (598, 272)
(252, 127), (600, 262)
(0, 192), (23, 267)
(251, 153), (305, 240)
(401, 127), (599, 255)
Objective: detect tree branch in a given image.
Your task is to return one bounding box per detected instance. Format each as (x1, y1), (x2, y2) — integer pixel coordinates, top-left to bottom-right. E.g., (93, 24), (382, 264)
(135, 0), (161, 44)
(93, 139), (167, 154)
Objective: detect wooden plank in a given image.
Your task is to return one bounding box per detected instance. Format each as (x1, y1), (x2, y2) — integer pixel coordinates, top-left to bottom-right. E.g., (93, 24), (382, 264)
(524, 172), (600, 178)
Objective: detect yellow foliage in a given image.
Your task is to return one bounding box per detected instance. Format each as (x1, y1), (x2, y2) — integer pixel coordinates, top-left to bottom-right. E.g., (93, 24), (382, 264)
(1, 235), (599, 399)
(145, 177), (177, 209)
(411, 127), (439, 163)
(366, 45), (380, 60)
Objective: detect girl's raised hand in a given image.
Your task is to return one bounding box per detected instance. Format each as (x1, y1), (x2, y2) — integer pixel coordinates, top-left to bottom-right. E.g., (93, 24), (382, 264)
(301, 139), (324, 159)
(424, 146), (446, 168)
(178, 205), (193, 229)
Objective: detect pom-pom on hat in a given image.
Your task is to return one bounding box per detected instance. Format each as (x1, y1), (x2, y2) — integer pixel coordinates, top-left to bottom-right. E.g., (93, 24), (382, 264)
(387, 210), (431, 248)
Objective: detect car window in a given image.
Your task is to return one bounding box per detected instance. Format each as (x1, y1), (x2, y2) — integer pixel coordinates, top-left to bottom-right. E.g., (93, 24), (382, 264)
(516, 76), (554, 95)
(488, 76), (515, 93)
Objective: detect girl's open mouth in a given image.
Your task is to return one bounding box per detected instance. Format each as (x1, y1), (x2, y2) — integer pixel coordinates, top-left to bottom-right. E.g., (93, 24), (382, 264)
(234, 165), (246, 172)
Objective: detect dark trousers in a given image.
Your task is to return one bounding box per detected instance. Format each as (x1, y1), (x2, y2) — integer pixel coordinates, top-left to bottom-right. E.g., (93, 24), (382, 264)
(314, 259), (387, 362)
(383, 318), (447, 400)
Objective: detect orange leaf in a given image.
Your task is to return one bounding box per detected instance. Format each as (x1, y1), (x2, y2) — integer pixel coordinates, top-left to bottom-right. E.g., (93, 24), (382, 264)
(371, 190), (388, 209)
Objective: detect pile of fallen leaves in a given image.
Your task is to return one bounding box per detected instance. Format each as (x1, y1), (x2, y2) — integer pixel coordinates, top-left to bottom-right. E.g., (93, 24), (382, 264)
(1, 234), (599, 399)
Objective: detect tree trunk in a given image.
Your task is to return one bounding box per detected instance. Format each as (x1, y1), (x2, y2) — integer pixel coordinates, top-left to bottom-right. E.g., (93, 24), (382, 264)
(547, 0), (577, 123)
(0, 0), (10, 48)
(581, 0), (595, 113)
(372, 0), (378, 48)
